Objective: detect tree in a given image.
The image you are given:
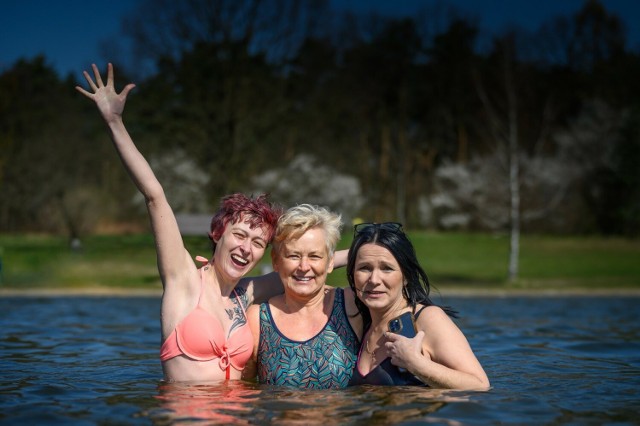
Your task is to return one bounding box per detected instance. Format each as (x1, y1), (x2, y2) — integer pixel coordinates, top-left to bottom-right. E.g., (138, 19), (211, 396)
(119, 0), (333, 202)
(0, 57), (114, 240)
(555, 100), (640, 235)
(473, 35), (523, 281)
(250, 154), (364, 225)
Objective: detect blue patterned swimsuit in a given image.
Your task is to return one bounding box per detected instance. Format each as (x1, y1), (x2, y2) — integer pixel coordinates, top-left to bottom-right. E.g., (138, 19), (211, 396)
(257, 288), (360, 389)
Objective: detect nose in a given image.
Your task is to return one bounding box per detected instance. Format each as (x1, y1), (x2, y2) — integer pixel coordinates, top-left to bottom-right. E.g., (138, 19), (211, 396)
(297, 256), (310, 272)
(368, 268), (381, 284)
(239, 238), (251, 254)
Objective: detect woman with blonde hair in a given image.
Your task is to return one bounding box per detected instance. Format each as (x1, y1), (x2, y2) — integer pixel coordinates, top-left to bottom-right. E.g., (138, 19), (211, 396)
(245, 204), (362, 388)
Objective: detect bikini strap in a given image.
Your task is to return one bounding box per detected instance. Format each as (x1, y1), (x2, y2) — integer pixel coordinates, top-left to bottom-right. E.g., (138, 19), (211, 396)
(232, 288), (248, 318)
(414, 305), (428, 320)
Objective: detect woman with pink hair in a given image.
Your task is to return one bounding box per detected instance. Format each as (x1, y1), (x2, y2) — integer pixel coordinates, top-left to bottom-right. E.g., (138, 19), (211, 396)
(77, 63), (284, 382)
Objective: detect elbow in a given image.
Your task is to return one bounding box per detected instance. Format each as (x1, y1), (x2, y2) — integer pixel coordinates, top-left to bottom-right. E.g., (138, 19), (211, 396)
(474, 375), (491, 391)
(144, 184), (167, 205)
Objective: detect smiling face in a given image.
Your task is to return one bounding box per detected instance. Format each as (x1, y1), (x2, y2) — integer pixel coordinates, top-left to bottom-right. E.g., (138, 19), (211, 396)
(353, 243), (407, 313)
(212, 215), (268, 284)
(272, 226), (334, 299)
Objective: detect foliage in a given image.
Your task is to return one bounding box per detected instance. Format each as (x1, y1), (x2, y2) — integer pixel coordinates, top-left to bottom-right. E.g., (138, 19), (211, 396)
(1, 0), (639, 238)
(1, 233), (638, 290)
(132, 148), (211, 213)
(250, 154), (364, 225)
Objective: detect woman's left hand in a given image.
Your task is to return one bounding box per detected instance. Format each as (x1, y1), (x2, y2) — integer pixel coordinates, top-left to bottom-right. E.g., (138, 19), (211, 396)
(384, 330), (427, 371)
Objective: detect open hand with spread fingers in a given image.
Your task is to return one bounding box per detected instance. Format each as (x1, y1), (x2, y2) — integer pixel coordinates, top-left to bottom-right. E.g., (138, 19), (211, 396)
(75, 63), (135, 124)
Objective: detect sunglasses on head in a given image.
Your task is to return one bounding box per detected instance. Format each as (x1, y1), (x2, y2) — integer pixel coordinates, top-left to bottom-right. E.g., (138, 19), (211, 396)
(353, 222), (403, 237)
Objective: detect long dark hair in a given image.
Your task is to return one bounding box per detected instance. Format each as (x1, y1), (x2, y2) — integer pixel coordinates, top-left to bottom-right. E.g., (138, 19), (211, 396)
(346, 224), (457, 330)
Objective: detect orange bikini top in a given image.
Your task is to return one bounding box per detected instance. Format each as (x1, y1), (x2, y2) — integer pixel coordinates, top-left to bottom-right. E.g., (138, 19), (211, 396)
(159, 263), (252, 375)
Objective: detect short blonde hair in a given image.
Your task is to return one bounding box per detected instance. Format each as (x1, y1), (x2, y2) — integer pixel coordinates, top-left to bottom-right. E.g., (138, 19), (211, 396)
(272, 204), (343, 257)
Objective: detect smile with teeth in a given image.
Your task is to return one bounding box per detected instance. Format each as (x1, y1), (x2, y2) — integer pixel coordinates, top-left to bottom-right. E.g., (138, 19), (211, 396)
(231, 254), (249, 266)
(294, 275), (313, 282)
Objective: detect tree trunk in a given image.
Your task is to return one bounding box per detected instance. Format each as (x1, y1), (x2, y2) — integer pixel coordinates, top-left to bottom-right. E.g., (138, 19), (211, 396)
(505, 51), (520, 282)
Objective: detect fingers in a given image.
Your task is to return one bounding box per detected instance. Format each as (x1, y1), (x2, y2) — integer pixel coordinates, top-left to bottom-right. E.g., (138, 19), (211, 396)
(77, 62), (135, 100)
(92, 63), (105, 87)
(107, 63), (114, 87)
(74, 85), (93, 99)
(120, 83), (137, 99)
(383, 331), (399, 342)
(82, 70), (98, 92)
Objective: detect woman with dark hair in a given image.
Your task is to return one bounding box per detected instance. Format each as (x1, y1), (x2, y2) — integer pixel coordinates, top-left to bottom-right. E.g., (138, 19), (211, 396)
(76, 63), (285, 382)
(347, 223), (489, 389)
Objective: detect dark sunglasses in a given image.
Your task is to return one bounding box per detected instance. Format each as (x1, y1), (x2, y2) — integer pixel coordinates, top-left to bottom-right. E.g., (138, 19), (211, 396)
(353, 222), (403, 237)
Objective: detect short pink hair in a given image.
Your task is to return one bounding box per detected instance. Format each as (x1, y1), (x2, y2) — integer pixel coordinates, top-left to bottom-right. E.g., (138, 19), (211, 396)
(208, 193), (282, 250)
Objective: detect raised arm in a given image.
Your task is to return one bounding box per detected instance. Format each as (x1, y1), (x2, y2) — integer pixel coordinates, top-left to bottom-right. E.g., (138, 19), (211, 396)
(75, 63), (192, 284)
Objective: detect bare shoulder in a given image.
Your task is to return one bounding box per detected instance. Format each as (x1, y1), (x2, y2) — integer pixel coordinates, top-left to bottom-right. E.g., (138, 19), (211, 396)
(415, 305), (457, 329)
(246, 302), (260, 319)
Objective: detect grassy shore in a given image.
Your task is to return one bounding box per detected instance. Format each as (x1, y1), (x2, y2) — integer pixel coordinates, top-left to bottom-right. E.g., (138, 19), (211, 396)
(1, 232), (639, 296)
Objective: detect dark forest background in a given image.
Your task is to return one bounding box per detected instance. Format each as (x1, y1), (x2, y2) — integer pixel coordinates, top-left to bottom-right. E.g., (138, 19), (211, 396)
(2, 0), (639, 243)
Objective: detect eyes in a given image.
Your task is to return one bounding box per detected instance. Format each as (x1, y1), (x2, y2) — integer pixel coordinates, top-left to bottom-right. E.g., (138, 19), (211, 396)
(232, 231), (266, 249)
(286, 253), (324, 261)
(356, 263), (397, 273)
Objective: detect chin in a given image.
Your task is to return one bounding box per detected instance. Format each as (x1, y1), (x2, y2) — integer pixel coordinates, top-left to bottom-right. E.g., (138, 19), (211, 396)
(362, 299), (388, 310)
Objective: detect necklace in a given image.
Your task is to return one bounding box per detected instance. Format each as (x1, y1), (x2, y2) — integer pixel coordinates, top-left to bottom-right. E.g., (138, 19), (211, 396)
(364, 335), (377, 364)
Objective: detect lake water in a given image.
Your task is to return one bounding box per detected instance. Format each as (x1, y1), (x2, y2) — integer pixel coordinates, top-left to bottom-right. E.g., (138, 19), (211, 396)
(1, 294), (639, 425)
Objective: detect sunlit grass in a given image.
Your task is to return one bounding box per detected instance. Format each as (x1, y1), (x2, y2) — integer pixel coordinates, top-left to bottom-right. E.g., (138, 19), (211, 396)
(1, 232), (639, 291)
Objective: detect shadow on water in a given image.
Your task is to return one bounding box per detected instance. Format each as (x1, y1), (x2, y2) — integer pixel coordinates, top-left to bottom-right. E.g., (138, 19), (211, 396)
(1, 295), (639, 424)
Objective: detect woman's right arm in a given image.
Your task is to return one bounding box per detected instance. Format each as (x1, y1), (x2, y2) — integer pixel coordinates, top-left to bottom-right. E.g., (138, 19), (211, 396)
(75, 63), (193, 285)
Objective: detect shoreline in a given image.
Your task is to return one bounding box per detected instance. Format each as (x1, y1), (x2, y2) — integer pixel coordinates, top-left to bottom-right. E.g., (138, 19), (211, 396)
(2, 286), (640, 297)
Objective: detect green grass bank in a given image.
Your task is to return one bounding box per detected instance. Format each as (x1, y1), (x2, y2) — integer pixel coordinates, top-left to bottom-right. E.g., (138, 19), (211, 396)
(1, 232), (639, 294)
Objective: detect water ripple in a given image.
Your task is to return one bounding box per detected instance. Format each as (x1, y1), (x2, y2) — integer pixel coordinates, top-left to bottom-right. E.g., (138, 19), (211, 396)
(1, 296), (639, 424)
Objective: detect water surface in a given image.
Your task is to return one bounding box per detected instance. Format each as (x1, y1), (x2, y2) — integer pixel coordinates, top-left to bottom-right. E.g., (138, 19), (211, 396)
(1, 295), (638, 425)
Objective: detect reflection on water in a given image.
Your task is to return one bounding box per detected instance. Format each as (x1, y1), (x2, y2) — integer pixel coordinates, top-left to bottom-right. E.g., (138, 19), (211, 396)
(151, 381), (463, 425)
(153, 381), (262, 424)
(1, 295), (639, 425)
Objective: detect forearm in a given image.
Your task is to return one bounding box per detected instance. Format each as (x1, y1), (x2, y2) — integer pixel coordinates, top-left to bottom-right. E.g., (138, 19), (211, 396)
(409, 357), (490, 390)
(76, 63), (188, 277)
(244, 271), (284, 305)
(106, 118), (164, 202)
(105, 117), (187, 274)
(333, 249), (348, 269)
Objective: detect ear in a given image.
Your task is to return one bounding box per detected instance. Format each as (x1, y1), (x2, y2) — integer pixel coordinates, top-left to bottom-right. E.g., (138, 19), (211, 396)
(327, 253), (335, 274)
(209, 230), (220, 245)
